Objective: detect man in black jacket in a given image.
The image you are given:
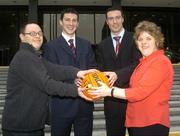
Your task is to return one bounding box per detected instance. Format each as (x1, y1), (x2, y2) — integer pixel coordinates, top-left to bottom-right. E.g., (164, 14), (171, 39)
(2, 22), (92, 136)
(96, 7), (141, 136)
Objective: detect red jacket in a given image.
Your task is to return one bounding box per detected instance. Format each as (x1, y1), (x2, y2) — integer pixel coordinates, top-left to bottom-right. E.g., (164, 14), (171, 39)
(125, 50), (174, 128)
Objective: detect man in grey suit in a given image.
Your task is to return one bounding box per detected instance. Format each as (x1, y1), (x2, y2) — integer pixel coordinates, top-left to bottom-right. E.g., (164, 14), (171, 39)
(44, 8), (97, 136)
(96, 7), (141, 136)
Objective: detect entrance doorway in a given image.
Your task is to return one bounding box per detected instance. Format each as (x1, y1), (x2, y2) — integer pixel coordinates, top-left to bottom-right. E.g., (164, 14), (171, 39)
(0, 10), (28, 66)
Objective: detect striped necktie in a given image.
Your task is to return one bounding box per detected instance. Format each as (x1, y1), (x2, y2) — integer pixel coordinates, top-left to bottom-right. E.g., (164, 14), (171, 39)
(113, 36), (121, 56)
(68, 39), (76, 58)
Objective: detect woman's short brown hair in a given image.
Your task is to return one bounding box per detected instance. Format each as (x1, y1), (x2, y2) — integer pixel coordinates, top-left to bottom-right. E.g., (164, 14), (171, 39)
(134, 21), (165, 49)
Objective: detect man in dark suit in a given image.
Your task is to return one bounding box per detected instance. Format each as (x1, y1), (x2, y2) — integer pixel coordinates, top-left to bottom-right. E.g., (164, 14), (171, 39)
(44, 8), (97, 136)
(96, 7), (141, 136)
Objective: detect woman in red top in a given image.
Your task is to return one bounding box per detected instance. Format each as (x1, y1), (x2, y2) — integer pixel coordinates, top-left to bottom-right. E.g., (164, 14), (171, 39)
(88, 21), (174, 136)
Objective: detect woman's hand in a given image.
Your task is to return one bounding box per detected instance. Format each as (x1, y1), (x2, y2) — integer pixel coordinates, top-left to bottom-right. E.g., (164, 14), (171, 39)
(88, 82), (112, 97)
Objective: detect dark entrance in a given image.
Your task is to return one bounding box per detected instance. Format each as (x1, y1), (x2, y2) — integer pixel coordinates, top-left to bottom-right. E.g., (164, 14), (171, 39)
(0, 9), (27, 66)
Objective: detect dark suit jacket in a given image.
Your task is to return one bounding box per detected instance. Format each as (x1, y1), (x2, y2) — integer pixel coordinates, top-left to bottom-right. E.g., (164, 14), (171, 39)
(43, 35), (97, 117)
(96, 30), (141, 117)
(96, 30), (141, 88)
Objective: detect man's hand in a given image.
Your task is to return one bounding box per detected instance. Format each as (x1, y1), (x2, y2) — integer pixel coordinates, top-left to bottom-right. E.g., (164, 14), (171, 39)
(74, 78), (82, 87)
(78, 87), (94, 101)
(77, 69), (97, 79)
(103, 71), (117, 87)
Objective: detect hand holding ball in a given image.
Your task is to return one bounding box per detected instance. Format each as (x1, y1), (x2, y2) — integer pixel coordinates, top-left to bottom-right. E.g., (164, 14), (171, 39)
(80, 70), (109, 100)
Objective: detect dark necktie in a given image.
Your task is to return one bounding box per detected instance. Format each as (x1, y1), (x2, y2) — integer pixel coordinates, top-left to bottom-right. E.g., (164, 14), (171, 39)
(113, 36), (121, 56)
(68, 39), (76, 58)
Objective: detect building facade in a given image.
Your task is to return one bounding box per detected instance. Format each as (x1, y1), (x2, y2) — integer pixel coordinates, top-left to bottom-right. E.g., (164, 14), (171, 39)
(0, 0), (180, 65)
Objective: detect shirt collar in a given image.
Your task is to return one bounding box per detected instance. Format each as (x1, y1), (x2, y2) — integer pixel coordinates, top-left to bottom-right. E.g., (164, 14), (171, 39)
(111, 28), (125, 42)
(62, 32), (76, 46)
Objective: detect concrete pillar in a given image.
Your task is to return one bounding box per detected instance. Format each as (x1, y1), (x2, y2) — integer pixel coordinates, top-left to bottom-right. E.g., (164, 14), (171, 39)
(112, 0), (121, 7)
(28, 0), (38, 22)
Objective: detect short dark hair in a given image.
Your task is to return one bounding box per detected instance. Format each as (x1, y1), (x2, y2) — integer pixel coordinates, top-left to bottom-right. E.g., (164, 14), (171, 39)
(105, 6), (124, 19)
(60, 8), (79, 21)
(20, 22), (39, 33)
(20, 22), (28, 34)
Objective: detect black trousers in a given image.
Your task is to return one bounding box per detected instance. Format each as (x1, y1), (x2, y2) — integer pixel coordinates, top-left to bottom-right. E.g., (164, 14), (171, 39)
(128, 124), (169, 136)
(51, 116), (93, 136)
(2, 129), (44, 136)
(104, 98), (127, 136)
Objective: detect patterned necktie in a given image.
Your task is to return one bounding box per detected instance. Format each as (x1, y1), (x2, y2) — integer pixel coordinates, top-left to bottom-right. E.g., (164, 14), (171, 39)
(68, 39), (76, 58)
(113, 36), (121, 56)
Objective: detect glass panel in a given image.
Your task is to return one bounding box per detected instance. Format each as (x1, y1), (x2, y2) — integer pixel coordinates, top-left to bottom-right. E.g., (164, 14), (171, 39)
(56, 14), (62, 37)
(43, 13), (106, 44)
(95, 14), (106, 44)
(43, 13), (61, 42)
(77, 14), (94, 43)
(43, 14), (51, 41)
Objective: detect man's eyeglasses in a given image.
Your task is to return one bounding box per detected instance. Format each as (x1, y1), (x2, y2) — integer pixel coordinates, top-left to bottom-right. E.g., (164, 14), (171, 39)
(23, 31), (43, 37)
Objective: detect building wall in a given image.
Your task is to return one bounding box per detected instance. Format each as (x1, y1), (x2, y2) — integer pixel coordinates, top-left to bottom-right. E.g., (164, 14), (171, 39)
(0, 6), (180, 65)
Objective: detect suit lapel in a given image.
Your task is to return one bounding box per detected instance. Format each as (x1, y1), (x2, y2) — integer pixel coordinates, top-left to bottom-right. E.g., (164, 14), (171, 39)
(120, 31), (129, 51)
(106, 37), (117, 59)
(58, 36), (75, 57)
(75, 37), (82, 60)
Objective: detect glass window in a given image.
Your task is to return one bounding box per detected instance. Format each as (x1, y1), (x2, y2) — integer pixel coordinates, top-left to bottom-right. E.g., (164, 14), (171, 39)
(43, 13), (60, 41)
(77, 14), (94, 43)
(95, 14), (106, 44)
(43, 13), (106, 44)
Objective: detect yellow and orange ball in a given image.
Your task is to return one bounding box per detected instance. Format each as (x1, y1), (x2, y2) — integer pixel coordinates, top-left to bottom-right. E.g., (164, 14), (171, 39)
(81, 70), (109, 100)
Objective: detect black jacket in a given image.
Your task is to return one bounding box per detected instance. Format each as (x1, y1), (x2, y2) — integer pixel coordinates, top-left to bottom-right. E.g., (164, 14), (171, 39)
(96, 31), (141, 117)
(2, 43), (79, 132)
(96, 31), (141, 88)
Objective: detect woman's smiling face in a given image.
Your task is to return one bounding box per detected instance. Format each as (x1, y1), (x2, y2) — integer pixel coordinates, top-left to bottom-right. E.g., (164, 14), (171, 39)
(136, 31), (158, 57)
